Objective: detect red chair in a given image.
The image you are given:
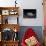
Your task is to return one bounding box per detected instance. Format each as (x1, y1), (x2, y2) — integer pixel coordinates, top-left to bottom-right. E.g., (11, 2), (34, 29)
(21, 28), (41, 46)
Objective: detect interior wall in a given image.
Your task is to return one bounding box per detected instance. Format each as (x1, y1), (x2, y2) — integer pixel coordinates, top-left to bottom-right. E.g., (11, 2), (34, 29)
(18, 26), (43, 43)
(17, 0), (43, 26)
(0, 0), (44, 26)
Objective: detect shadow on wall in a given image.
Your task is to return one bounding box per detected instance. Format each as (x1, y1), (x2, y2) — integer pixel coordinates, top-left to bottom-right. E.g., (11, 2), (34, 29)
(18, 26), (43, 44)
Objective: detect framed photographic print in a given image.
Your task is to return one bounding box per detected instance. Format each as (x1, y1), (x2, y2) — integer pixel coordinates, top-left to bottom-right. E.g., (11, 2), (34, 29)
(2, 10), (9, 15)
(23, 9), (36, 18)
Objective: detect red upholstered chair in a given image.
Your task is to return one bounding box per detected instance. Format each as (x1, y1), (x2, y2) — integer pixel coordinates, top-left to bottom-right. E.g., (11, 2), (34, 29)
(21, 28), (41, 46)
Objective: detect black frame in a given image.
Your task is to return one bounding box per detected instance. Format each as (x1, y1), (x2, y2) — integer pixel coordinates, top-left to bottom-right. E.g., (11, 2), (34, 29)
(23, 9), (36, 18)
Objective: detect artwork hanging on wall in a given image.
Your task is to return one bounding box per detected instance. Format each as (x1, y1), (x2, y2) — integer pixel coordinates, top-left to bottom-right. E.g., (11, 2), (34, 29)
(23, 9), (36, 18)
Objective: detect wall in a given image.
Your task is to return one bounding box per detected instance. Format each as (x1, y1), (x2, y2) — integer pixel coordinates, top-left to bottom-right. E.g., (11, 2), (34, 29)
(0, 0), (44, 26)
(18, 26), (43, 43)
(17, 0), (44, 26)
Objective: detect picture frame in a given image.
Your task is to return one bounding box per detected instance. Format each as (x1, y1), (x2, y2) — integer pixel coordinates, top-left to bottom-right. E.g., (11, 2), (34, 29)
(23, 9), (36, 18)
(2, 10), (9, 15)
(9, 10), (18, 15)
